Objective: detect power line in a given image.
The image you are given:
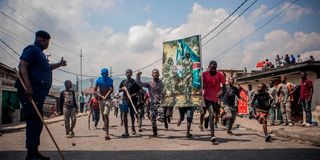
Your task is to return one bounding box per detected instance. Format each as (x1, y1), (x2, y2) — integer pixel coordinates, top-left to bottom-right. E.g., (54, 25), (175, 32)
(112, 57), (162, 77)
(203, 0), (285, 49)
(201, 0), (248, 40)
(0, 10), (80, 56)
(213, 0), (298, 60)
(0, 0), (39, 30)
(0, 38), (21, 57)
(0, 27), (30, 44)
(3, 36), (96, 78)
(57, 68), (96, 78)
(0, 44), (19, 61)
(0, 38), (66, 84)
(247, 0), (284, 23)
(0, 10), (34, 32)
(202, 0), (258, 47)
(20, 0), (80, 47)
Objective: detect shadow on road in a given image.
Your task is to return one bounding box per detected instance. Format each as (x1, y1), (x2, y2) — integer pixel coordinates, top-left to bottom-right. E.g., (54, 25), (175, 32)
(0, 148), (319, 160)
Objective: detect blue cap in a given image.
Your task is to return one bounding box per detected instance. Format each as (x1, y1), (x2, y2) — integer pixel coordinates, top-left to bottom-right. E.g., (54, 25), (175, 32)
(101, 68), (109, 75)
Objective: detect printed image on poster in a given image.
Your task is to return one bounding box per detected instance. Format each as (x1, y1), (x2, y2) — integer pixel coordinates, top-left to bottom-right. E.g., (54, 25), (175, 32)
(162, 35), (202, 108)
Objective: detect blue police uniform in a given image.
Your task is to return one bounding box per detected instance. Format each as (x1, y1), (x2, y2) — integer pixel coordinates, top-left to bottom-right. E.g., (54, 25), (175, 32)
(15, 41), (52, 150)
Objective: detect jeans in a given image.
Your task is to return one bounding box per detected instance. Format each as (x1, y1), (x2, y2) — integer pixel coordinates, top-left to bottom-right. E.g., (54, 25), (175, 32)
(301, 100), (312, 124)
(204, 100), (219, 136)
(225, 105), (237, 132)
(269, 105), (276, 124)
(92, 110), (100, 127)
(80, 103), (85, 113)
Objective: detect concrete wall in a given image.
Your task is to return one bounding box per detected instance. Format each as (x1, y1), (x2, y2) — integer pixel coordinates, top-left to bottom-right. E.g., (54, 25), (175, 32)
(312, 79), (320, 125)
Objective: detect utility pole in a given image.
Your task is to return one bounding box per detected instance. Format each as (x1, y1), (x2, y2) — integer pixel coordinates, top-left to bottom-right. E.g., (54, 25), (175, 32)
(110, 66), (113, 77)
(80, 49), (83, 93)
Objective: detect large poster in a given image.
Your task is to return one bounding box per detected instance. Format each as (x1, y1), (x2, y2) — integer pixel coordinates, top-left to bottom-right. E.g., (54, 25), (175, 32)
(162, 35), (202, 108)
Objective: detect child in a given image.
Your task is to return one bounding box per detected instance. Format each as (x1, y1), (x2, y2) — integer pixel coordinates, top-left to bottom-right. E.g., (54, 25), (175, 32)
(251, 83), (273, 142)
(89, 94), (100, 129)
(60, 80), (78, 138)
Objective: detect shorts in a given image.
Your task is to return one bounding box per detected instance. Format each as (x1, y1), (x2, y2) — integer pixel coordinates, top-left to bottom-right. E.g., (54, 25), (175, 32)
(204, 100), (220, 114)
(255, 111), (269, 124)
(120, 101), (135, 114)
(179, 107), (195, 123)
(99, 99), (112, 115)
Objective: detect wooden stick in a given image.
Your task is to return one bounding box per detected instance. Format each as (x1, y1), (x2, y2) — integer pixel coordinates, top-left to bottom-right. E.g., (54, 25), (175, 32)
(95, 88), (112, 100)
(121, 87), (138, 114)
(88, 110), (91, 130)
(17, 72), (65, 160)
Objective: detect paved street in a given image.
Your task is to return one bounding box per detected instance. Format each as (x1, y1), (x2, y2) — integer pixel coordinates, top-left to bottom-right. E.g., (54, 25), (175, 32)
(0, 112), (319, 160)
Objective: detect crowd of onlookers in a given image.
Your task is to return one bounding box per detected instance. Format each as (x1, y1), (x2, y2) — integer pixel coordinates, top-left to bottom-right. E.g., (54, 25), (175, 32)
(262, 54), (316, 69)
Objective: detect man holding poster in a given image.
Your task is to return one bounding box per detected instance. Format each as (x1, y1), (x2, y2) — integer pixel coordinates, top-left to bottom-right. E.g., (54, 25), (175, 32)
(162, 35), (202, 138)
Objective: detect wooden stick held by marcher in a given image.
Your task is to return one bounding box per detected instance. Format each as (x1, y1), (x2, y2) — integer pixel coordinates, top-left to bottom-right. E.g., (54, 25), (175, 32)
(17, 72), (65, 160)
(95, 88), (112, 100)
(88, 110), (91, 130)
(121, 87), (138, 114)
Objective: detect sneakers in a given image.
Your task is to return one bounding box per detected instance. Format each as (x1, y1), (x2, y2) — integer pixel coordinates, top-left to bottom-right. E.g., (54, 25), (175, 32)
(70, 130), (75, 137)
(132, 129), (136, 135)
(121, 133), (129, 138)
(210, 135), (217, 144)
(66, 132), (72, 138)
(265, 134), (272, 142)
(138, 128), (143, 132)
(305, 123), (312, 127)
(288, 123), (294, 127)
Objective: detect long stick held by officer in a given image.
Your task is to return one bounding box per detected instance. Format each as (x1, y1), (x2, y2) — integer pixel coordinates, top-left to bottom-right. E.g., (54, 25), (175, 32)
(15, 30), (67, 160)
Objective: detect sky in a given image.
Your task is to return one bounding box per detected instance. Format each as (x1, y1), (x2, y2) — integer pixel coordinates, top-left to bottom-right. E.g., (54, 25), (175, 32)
(0, 0), (320, 85)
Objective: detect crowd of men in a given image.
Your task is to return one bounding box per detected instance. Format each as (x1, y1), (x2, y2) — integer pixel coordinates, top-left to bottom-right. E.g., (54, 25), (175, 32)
(15, 31), (315, 160)
(261, 54), (316, 69)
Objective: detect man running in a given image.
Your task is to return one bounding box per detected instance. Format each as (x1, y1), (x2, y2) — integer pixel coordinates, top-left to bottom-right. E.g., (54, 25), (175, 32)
(94, 68), (114, 140)
(202, 61), (226, 144)
(136, 69), (163, 136)
(119, 69), (141, 137)
(220, 77), (244, 135)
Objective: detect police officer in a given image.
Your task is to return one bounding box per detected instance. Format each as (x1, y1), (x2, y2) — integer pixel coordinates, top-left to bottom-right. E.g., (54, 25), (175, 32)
(15, 30), (67, 160)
